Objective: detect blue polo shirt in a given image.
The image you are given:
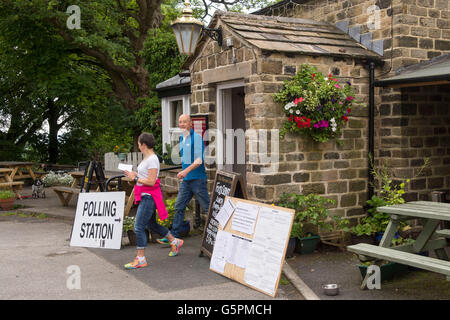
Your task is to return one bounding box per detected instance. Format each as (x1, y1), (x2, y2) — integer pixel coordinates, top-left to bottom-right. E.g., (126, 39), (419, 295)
(179, 129), (207, 180)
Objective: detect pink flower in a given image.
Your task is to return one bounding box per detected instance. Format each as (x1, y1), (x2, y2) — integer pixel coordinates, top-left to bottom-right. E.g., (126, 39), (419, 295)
(335, 84), (340, 89)
(346, 96), (354, 101)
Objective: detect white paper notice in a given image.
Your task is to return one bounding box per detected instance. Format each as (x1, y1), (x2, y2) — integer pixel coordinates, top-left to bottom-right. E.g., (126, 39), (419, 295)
(244, 206), (293, 296)
(215, 198), (235, 228)
(118, 163), (133, 172)
(210, 230), (232, 274)
(225, 234), (252, 269)
(231, 201), (259, 235)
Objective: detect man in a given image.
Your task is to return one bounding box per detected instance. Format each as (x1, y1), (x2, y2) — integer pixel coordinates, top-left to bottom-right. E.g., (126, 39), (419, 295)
(158, 114), (210, 244)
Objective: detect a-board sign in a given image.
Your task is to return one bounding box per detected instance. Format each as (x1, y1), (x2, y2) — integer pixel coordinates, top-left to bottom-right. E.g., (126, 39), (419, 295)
(200, 170), (247, 257)
(70, 191), (125, 249)
(209, 196), (295, 297)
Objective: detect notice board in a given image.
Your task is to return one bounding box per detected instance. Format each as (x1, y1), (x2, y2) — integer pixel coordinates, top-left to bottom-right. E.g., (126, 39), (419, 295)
(200, 170), (247, 257)
(209, 196), (295, 297)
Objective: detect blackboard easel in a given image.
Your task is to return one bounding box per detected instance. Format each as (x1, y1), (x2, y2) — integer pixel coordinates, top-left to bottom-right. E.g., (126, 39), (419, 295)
(200, 170), (247, 258)
(80, 161), (106, 193)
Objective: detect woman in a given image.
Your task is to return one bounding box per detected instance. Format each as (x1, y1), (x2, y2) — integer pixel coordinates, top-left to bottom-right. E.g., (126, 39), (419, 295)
(123, 133), (183, 269)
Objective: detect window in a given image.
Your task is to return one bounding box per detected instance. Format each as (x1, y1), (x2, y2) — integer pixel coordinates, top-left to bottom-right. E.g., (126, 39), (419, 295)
(161, 95), (190, 154)
(170, 100), (183, 129)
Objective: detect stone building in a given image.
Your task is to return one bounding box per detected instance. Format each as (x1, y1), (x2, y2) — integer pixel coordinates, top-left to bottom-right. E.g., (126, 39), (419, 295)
(159, 0), (450, 225)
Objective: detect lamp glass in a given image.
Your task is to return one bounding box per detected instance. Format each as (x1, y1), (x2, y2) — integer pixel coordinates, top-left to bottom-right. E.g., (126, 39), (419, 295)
(173, 22), (202, 55)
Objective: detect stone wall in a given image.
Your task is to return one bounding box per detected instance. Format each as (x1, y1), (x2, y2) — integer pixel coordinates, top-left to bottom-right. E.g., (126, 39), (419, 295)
(189, 21), (375, 219)
(377, 84), (450, 201)
(244, 53), (372, 220)
(260, 0), (450, 205)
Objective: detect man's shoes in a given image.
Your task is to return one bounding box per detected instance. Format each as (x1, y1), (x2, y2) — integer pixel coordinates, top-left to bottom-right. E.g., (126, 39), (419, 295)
(124, 257), (148, 269)
(156, 237), (169, 245)
(169, 239), (184, 257)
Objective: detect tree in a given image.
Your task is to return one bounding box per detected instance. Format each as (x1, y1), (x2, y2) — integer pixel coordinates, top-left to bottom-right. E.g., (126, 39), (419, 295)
(0, 5), (116, 162)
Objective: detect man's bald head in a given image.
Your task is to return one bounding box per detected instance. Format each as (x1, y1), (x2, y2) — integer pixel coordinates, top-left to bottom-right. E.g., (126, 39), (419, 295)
(178, 114), (192, 132)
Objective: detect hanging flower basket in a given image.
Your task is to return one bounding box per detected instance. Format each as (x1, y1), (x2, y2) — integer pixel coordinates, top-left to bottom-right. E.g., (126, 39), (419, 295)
(273, 64), (358, 143)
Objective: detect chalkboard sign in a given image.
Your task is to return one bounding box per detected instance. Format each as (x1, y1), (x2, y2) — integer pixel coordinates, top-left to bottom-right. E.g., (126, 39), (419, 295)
(200, 170), (247, 257)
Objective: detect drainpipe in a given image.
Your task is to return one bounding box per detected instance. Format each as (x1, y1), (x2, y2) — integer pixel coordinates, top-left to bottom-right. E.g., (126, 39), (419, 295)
(368, 61), (375, 202)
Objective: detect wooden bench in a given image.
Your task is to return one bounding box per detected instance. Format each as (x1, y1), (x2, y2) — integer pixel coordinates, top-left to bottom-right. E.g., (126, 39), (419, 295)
(435, 229), (450, 238)
(53, 186), (80, 206)
(347, 243), (450, 280)
(0, 181), (24, 198)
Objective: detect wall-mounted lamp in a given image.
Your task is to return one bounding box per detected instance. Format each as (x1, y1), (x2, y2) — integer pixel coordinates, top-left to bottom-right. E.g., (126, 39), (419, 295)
(171, 0), (222, 56)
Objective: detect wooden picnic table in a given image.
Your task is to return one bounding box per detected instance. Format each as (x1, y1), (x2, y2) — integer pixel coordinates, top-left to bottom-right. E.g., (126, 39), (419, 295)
(52, 171), (136, 216)
(53, 168), (181, 217)
(0, 161), (37, 181)
(0, 168), (24, 199)
(347, 201), (450, 288)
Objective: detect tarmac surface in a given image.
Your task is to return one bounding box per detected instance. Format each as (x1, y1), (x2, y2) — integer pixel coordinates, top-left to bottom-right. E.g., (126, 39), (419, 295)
(0, 186), (303, 300)
(3, 185), (450, 301)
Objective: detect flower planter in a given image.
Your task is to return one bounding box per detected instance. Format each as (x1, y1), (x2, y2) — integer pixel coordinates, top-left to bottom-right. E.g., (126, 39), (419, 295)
(358, 262), (408, 281)
(0, 198), (15, 211)
(295, 235), (320, 254)
(286, 237), (296, 258)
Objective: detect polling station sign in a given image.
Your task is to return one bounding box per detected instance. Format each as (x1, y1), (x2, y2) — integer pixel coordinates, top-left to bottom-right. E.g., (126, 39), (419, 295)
(70, 191), (125, 249)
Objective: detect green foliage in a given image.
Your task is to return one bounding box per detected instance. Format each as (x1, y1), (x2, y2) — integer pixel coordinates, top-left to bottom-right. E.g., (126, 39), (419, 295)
(351, 154), (431, 237)
(273, 64), (358, 143)
(157, 197), (177, 229)
(0, 189), (15, 200)
(123, 216), (135, 232)
(277, 193), (337, 238)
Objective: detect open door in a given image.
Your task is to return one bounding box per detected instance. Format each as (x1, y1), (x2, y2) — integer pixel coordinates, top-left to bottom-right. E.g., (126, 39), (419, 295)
(217, 81), (246, 184)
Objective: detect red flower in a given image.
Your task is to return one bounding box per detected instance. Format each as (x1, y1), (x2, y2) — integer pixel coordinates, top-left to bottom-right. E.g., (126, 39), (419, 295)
(328, 73), (332, 78)
(312, 73), (316, 79)
(306, 118), (311, 128)
(289, 115), (293, 122)
(295, 97), (304, 104)
(347, 108), (351, 114)
(342, 115), (348, 122)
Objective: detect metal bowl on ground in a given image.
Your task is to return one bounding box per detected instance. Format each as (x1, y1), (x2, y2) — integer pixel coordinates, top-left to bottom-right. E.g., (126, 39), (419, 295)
(322, 284), (339, 296)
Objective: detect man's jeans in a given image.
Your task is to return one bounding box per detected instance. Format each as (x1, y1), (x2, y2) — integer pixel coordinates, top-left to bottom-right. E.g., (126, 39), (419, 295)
(135, 195), (170, 249)
(171, 179), (210, 238)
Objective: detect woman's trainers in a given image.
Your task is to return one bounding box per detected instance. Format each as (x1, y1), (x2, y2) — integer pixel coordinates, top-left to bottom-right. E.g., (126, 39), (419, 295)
(169, 239), (184, 257)
(124, 257), (148, 269)
(156, 237), (169, 245)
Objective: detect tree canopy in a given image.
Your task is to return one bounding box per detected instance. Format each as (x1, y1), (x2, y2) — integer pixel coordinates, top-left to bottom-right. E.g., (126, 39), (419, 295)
(0, 0), (275, 164)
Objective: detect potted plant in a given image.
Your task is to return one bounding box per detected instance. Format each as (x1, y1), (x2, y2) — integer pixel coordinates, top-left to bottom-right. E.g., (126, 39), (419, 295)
(123, 216), (137, 246)
(113, 145), (130, 161)
(278, 193), (337, 254)
(350, 156), (430, 244)
(0, 189), (16, 211)
(357, 260), (409, 282)
(122, 216), (150, 246)
(286, 222), (302, 258)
